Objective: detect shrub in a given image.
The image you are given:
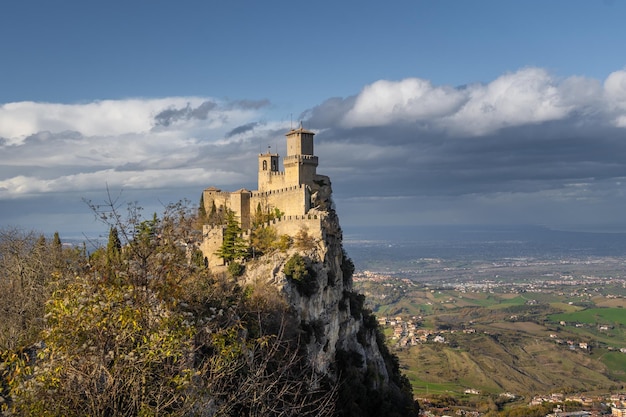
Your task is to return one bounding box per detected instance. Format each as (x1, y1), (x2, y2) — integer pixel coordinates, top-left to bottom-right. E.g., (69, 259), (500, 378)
(343, 291), (365, 320)
(341, 250), (355, 285)
(300, 319), (326, 344)
(276, 234), (292, 251)
(294, 226), (316, 250)
(284, 254), (318, 297)
(250, 226), (278, 256)
(228, 261), (245, 277)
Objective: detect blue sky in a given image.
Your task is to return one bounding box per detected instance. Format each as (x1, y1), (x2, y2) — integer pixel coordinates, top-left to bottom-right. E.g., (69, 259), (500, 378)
(2, 1), (626, 238)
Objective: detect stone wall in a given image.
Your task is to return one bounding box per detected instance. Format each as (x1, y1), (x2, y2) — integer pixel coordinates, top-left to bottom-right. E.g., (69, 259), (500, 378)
(250, 185), (309, 224)
(258, 168), (287, 192)
(199, 225), (225, 269)
(201, 213), (324, 270)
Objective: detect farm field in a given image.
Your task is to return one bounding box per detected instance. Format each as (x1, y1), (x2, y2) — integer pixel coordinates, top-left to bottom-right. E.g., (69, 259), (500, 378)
(353, 264), (626, 400)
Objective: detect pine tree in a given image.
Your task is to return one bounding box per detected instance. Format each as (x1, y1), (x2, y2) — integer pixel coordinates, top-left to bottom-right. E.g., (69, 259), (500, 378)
(215, 210), (248, 264)
(208, 201), (218, 225)
(254, 202), (264, 226)
(52, 231), (63, 270)
(106, 227), (122, 273)
(52, 231), (62, 251)
(198, 193), (208, 225)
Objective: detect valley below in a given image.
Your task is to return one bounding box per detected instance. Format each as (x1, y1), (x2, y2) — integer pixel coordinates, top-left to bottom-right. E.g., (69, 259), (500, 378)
(345, 225), (626, 414)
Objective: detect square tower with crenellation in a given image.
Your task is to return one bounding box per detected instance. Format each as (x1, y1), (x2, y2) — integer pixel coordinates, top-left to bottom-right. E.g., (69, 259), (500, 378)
(283, 127), (318, 189)
(257, 127), (318, 192)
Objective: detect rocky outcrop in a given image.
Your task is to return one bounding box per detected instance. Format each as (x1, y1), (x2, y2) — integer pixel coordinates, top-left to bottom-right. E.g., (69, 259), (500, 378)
(241, 179), (405, 396)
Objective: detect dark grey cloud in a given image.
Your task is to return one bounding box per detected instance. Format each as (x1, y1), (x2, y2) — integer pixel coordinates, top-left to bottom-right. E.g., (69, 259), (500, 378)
(225, 122), (260, 138)
(154, 100), (217, 126)
(303, 96), (356, 128)
(313, 117), (626, 201)
(304, 70), (626, 223)
(230, 99), (270, 110)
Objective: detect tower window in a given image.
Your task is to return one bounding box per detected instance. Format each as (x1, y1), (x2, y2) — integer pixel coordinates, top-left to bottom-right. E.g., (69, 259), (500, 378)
(262, 160), (267, 171)
(272, 160), (277, 171)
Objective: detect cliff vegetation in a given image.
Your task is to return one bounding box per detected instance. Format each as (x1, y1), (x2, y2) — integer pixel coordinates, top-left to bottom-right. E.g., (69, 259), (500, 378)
(0, 195), (417, 416)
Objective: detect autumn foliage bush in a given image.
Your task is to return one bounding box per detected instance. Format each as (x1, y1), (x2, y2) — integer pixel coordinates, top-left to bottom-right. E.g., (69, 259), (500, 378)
(0, 197), (335, 416)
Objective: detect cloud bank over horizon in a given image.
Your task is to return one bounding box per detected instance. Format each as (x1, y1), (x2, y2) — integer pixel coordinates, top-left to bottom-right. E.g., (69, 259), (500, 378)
(3, 67), (626, 233)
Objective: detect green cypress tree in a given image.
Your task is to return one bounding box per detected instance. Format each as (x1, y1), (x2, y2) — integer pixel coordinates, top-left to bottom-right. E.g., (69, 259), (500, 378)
(52, 231), (63, 270)
(254, 202), (264, 226)
(215, 210), (248, 264)
(52, 231), (62, 251)
(106, 227), (122, 268)
(198, 193), (208, 224)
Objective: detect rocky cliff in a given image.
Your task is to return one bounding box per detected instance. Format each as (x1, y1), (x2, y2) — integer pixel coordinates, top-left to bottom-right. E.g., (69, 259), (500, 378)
(241, 177), (418, 416)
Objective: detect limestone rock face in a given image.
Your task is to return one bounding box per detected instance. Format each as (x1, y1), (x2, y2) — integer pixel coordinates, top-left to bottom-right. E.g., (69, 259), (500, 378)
(241, 180), (390, 386)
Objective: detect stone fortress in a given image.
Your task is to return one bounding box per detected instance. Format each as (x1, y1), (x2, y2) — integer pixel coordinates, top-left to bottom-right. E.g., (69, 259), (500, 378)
(200, 126), (332, 267)
(198, 126), (413, 412)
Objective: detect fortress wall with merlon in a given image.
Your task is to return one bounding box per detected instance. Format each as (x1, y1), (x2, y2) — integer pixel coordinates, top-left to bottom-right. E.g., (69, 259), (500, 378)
(258, 170), (287, 191)
(201, 214), (324, 269)
(284, 154), (318, 163)
(284, 157), (318, 188)
(240, 214), (324, 240)
(250, 184), (305, 198)
(250, 186), (308, 218)
(202, 190), (234, 213)
(230, 191), (251, 230)
(200, 225), (225, 269)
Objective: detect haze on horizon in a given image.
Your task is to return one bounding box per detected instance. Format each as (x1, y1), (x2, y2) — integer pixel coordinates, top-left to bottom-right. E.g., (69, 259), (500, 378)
(2, 1), (626, 238)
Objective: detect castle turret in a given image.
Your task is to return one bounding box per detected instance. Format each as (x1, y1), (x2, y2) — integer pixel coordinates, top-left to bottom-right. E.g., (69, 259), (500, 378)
(258, 149), (281, 192)
(284, 127), (318, 188)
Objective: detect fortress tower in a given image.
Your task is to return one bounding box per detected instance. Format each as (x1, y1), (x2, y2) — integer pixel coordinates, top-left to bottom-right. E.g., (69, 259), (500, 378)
(283, 127), (318, 189)
(258, 127), (318, 192)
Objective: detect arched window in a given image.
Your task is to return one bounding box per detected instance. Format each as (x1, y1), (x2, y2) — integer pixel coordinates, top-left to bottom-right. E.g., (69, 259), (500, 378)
(262, 160), (267, 171)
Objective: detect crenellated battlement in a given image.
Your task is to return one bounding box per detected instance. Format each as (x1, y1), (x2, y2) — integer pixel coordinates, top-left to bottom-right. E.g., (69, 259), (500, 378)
(251, 184), (305, 198)
(203, 212), (324, 236)
(240, 213), (325, 237)
(204, 190), (234, 199)
(284, 154), (319, 164)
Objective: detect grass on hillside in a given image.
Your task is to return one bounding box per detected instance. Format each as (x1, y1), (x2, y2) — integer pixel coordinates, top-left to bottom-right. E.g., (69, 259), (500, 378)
(393, 325), (620, 398)
(550, 307), (626, 326)
(357, 279), (626, 400)
(596, 351), (626, 382)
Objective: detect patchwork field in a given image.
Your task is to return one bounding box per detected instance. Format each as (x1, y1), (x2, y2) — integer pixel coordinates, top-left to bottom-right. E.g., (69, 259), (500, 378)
(354, 272), (626, 399)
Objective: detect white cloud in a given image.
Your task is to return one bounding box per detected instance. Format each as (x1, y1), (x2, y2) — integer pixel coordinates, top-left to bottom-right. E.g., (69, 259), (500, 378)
(0, 97), (266, 145)
(604, 69), (626, 127)
(604, 69), (626, 102)
(0, 167), (249, 199)
(0, 97), (287, 200)
(339, 67), (626, 136)
(0, 99), (163, 142)
(449, 68), (571, 135)
(342, 78), (466, 127)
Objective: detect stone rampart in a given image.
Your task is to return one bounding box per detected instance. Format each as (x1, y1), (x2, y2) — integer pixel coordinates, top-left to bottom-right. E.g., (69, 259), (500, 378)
(258, 170), (288, 192)
(250, 185), (309, 219)
(241, 213), (324, 240)
(250, 184), (304, 198)
(200, 225), (225, 269)
(201, 213), (326, 270)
